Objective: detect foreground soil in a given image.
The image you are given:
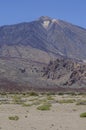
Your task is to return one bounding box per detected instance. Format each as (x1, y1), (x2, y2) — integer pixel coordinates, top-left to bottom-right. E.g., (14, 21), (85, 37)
(0, 93), (86, 130)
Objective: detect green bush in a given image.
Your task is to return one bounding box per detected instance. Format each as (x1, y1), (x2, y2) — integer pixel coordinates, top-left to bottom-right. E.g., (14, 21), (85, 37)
(29, 91), (39, 96)
(9, 116), (19, 121)
(58, 92), (64, 95)
(13, 95), (22, 104)
(80, 112), (86, 118)
(37, 103), (51, 110)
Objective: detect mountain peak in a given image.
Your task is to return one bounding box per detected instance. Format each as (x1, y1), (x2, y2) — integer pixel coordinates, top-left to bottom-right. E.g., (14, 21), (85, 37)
(38, 16), (52, 21)
(38, 16), (59, 29)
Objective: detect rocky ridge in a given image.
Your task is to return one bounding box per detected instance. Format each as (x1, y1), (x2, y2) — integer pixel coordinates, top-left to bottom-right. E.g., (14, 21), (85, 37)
(43, 57), (86, 88)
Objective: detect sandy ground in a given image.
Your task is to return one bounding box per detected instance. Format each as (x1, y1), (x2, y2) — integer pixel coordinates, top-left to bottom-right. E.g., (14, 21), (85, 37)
(0, 94), (86, 130)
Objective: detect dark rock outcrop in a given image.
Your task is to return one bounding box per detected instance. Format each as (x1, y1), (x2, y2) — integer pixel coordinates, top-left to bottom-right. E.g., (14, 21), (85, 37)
(43, 58), (86, 87)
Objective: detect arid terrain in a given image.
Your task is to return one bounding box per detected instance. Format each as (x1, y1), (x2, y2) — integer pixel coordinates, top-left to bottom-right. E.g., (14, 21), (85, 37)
(0, 92), (86, 130)
(0, 16), (86, 130)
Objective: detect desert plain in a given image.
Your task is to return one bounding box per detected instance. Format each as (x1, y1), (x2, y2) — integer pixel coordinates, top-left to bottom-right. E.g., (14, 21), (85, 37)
(0, 92), (86, 130)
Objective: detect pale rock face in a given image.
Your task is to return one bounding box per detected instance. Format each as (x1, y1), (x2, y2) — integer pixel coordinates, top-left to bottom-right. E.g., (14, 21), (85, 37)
(41, 18), (59, 29)
(52, 19), (59, 24)
(42, 20), (50, 29)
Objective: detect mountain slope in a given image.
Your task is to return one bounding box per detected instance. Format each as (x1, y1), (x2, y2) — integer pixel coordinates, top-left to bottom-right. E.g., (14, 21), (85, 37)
(0, 16), (86, 62)
(0, 16), (86, 91)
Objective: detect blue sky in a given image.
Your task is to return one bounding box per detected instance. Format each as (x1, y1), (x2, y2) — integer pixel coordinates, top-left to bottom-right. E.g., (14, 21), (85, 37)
(0, 0), (86, 28)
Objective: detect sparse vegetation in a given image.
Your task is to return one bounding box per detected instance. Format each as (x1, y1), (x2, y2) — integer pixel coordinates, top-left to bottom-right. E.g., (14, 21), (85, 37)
(29, 97), (38, 101)
(22, 103), (31, 107)
(0, 91), (86, 130)
(37, 103), (51, 110)
(8, 115), (19, 121)
(80, 112), (86, 118)
(58, 99), (75, 104)
(12, 95), (23, 104)
(29, 91), (39, 96)
(46, 92), (55, 96)
(58, 92), (64, 95)
(76, 100), (86, 105)
(22, 100), (41, 107)
(0, 92), (7, 96)
(47, 95), (54, 100)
